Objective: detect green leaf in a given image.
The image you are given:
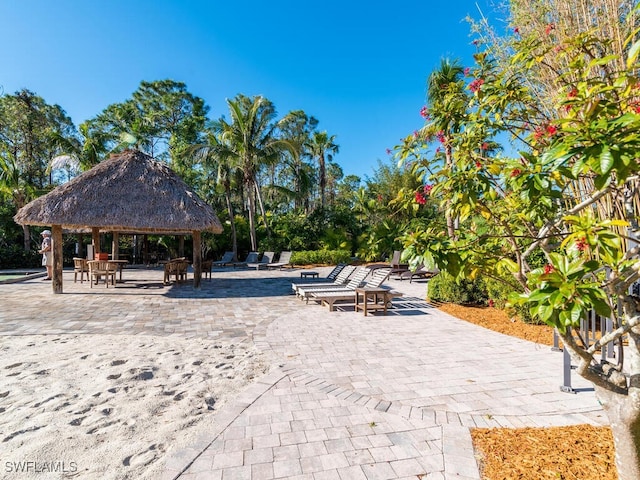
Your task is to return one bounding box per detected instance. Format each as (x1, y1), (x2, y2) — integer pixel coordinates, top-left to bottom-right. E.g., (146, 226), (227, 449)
(600, 146), (614, 175)
(627, 39), (640, 69)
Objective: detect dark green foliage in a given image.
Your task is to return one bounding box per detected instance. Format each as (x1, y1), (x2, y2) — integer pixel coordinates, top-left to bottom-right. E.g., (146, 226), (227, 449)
(290, 250), (352, 265)
(428, 271), (488, 305)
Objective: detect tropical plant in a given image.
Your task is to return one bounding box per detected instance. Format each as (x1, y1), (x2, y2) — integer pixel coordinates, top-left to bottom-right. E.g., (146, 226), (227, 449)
(307, 131), (339, 209)
(399, 4), (640, 476)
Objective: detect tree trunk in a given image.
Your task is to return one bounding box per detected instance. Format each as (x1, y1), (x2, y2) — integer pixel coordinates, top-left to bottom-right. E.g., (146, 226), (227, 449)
(224, 185), (238, 261)
(319, 153), (326, 209)
(246, 180), (258, 251)
(445, 145), (456, 239)
(596, 388), (640, 480)
(254, 180), (271, 238)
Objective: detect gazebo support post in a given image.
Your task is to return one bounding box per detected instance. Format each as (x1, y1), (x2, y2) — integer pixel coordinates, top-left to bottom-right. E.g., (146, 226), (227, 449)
(52, 225), (63, 294)
(91, 227), (100, 254)
(178, 235), (185, 258)
(112, 232), (120, 260)
(192, 231), (201, 289)
(76, 233), (84, 258)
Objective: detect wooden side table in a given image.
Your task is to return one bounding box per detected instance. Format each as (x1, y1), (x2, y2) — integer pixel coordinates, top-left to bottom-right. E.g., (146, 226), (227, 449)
(300, 271), (319, 279)
(355, 287), (389, 316)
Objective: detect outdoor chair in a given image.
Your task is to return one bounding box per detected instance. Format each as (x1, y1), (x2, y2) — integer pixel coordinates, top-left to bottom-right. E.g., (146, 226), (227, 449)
(247, 251), (274, 270)
(212, 251), (235, 267)
(73, 257), (89, 283)
(389, 250), (409, 277)
(267, 251), (293, 269)
(202, 259), (213, 279)
(87, 260), (117, 288)
(297, 266), (369, 303)
(292, 265), (355, 298)
(308, 268), (401, 311)
(164, 258), (189, 285)
(399, 264), (439, 283)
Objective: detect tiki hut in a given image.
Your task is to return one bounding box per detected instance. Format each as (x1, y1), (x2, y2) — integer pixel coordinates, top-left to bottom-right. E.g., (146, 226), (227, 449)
(14, 150), (223, 292)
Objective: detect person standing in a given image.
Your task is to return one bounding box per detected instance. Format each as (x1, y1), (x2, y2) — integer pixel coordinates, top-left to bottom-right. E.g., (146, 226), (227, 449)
(39, 230), (52, 280)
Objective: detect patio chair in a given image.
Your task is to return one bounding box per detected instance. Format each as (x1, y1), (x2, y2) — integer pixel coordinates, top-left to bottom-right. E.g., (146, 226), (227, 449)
(73, 257), (89, 283)
(389, 250), (409, 277)
(399, 264), (439, 283)
(164, 258), (189, 285)
(235, 251), (259, 267)
(212, 251), (236, 267)
(308, 268), (401, 311)
(291, 264), (346, 292)
(247, 251), (275, 270)
(297, 266), (369, 303)
(267, 251), (293, 269)
(293, 264), (354, 297)
(202, 259), (213, 279)
(88, 260), (117, 288)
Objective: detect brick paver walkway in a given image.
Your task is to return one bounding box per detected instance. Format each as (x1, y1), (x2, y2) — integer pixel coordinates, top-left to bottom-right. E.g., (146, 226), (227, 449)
(0, 266), (606, 479)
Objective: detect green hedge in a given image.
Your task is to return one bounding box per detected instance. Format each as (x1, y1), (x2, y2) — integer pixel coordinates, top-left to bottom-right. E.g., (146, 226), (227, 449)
(290, 250), (352, 266)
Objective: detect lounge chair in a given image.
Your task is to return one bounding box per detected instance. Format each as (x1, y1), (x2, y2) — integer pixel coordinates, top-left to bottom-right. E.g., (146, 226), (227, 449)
(247, 251), (275, 270)
(389, 250), (409, 277)
(297, 266), (370, 303)
(399, 264), (439, 283)
(212, 251), (236, 267)
(235, 251), (259, 267)
(291, 264), (346, 292)
(293, 265), (356, 298)
(267, 251), (293, 269)
(308, 268), (402, 311)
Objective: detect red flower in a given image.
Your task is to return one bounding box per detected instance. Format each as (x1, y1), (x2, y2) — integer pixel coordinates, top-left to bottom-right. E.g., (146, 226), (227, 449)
(481, 142), (489, 150)
(469, 78), (484, 93)
(543, 264), (554, 274)
(475, 161), (482, 168)
(464, 67), (471, 76)
(510, 168), (522, 177)
(576, 237), (588, 252)
(488, 299), (495, 308)
(377, 194), (383, 202)
(415, 191), (427, 205)
(435, 147), (441, 154)
(546, 124), (558, 136)
(514, 27), (520, 34)
(413, 130), (419, 139)
(420, 106), (429, 119)
(437, 131), (446, 144)
(567, 88), (578, 98)
(545, 23), (555, 35)
(533, 128), (544, 140)
(423, 184), (433, 194)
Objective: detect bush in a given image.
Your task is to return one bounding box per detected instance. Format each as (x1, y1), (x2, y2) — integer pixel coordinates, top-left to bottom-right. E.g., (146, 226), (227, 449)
(428, 271), (487, 304)
(291, 250), (352, 266)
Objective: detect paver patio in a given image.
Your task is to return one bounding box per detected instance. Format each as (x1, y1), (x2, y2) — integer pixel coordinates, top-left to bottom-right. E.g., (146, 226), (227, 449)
(0, 266), (607, 479)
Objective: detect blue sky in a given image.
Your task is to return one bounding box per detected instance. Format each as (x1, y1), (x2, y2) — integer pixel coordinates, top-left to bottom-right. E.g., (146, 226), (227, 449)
(0, 0), (503, 179)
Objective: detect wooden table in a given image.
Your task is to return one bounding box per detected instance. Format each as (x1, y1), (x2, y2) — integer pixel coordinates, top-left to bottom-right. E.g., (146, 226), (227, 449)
(107, 260), (128, 282)
(355, 287), (390, 316)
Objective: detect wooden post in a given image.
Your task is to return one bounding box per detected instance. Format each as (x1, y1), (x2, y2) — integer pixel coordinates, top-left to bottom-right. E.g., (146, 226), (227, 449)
(76, 233), (84, 258)
(91, 227), (100, 254)
(178, 235), (185, 258)
(52, 225), (63, 294)
(192, 231), (201, 289)
(112, 232), (120, 260)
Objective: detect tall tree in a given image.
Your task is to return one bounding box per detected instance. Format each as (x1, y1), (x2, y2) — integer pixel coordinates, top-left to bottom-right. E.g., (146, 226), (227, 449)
(423, 58), (467, 239)
(307, 131), (339, 209)
(216, 94), (281, 251)
(0, 89), (79, 249)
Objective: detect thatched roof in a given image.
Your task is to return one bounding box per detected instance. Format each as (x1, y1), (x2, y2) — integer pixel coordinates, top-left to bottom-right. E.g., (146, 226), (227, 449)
(14, 150), (223, 234)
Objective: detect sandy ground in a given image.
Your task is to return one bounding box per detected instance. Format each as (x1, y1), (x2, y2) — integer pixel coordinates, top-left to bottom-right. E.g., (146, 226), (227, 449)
(0, 334), (268, 479)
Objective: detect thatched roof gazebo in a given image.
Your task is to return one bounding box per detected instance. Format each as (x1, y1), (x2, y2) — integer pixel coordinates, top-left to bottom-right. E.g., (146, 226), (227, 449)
(14, 150), (223, 293)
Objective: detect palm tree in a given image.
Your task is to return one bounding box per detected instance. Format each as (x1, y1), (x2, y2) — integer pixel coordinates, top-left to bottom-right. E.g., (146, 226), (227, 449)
(307, 131), (339, 209)
(217, 95), (280, 251)
(425, 58), (467, 239)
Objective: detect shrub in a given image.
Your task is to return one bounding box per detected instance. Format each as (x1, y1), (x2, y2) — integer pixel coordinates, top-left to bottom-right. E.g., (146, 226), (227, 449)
(428, 271), (487, 305)
(291, 250), (352, 266)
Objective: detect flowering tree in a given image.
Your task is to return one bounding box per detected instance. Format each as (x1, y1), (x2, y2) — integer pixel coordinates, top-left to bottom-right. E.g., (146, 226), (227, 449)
(398, 6), (640, 478)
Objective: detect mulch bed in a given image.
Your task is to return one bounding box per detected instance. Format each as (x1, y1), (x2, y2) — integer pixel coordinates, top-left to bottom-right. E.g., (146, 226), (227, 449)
(436, 303), (617, 479)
